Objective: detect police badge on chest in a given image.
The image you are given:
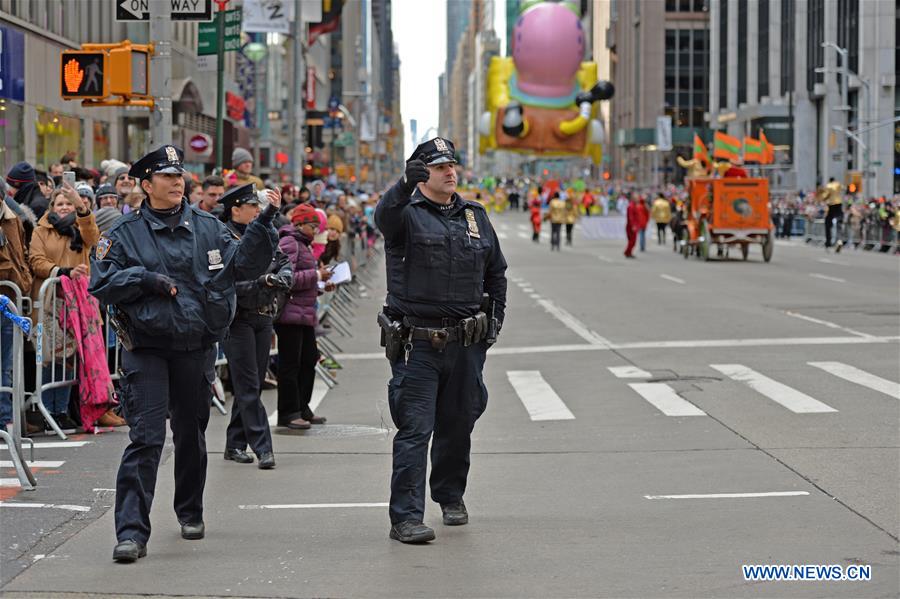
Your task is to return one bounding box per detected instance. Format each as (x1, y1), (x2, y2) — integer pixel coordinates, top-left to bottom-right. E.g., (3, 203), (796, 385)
(464, 209), (481, 239)
(207, 249), (224, 270)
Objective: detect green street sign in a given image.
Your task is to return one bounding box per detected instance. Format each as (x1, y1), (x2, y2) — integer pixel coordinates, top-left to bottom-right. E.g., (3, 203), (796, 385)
(871, 161), (882, 167)
(198, 9), (241, 56)
(334, 132), (355, 147)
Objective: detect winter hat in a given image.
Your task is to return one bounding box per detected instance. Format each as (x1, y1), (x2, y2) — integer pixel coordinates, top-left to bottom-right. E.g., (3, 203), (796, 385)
(112, 166), (131, 182)
(290, 203), (319, 226)
(75, 183), (95, 202)
(94, 206), (122, 234)
(6, 162), (35, 187)
(102, 159), (128, 180)
(232, 147), (253, 168)
(327, 213), (344, 233)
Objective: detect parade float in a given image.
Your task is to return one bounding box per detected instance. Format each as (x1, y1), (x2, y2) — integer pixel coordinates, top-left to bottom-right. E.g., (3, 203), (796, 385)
(478, 0), (613, 164)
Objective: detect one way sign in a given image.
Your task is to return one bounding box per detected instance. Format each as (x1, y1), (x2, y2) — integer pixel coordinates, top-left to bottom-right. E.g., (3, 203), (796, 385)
(116, 0), (213, 22)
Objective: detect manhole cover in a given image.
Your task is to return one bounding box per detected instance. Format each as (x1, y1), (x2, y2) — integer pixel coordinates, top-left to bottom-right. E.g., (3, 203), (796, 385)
(275, 424), (391, 438)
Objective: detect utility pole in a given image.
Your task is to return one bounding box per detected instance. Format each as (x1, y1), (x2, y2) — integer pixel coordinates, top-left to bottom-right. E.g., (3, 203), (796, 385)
(214, 0), (228, 171)
(149, 0), (173, 147)
(290, 0), (306, 184)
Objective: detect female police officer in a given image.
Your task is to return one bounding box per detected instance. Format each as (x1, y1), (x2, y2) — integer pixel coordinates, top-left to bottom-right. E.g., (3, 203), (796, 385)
(219, 183), (292, 470)
(375, 137), (507, 543)
(89, 146), (281, 563)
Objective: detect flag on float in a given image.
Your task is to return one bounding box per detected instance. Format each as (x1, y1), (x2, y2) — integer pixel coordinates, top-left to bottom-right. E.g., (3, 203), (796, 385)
(759, 129), (774, 164)
(693, 133), (711, 169)
(743, 136), (763, 163)
(713, 131), (741, 162)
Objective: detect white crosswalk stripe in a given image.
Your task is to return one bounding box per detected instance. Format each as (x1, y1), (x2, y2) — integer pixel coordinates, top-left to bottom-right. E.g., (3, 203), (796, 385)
(711, 364), (838, 413)
(507, 371), (575, 421)
(628, 383), (707, 416)
(0, 460), (64, 468)
(497, 232), (508, 240)
(807, 362), (900, 399)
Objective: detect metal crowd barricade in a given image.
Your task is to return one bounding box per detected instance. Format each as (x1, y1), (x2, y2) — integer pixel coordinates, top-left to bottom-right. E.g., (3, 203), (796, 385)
(805, 218), (826, 245)
(29, 277), (80, 440)
(0, 281), (36, 490)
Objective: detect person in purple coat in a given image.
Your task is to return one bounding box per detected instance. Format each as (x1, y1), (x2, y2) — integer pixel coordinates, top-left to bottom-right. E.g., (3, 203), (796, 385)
(274, 203), (334, 429)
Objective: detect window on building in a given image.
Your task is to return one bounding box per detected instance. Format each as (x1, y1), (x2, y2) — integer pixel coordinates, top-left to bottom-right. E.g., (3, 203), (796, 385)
(666, 0), (706, 11)
(807, 0), (824, 93)
(35, 109), (82, 170)
(780, 0), (794, 95)
(759, 0), (769, 98)
(837, 0), (859, 88)
(665, 27), (709, 128)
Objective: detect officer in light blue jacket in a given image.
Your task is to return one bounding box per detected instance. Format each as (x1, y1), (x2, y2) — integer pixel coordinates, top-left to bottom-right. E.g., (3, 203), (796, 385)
(89, 145), (280, 563)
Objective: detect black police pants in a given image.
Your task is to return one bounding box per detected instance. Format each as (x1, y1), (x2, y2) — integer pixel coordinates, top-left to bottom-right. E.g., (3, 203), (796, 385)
(222, 314), (274, 455)
(274, 323), (318, 423)
(387, 339), (488, 524)
(114, 347), (215, 545)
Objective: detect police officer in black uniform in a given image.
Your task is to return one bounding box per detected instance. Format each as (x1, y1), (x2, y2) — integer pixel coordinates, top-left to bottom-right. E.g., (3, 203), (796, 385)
(219, 184), (292, 470)
(89, 146), (281, 563)
(375, 137), (508, 544)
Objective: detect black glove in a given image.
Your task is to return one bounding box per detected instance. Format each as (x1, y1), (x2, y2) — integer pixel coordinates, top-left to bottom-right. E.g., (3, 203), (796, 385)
(140, 272), (177, 297)
(401, 159), (429, 194)
(56, 267), (73, 278)
(272, 274), (292, 290)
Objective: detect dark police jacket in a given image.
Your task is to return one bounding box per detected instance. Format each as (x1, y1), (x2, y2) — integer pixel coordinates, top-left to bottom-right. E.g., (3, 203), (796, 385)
(375, 182), (507, 323)
(225, 220), (293, 316)
(89, 199), (277, 351)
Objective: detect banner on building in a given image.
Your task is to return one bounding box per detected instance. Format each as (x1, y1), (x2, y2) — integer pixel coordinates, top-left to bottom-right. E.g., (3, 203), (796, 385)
(309, 0), (345, 45)
(655, 116), (672, 151)
(242, 0), (294, 34)
(0, 25), (26, 102)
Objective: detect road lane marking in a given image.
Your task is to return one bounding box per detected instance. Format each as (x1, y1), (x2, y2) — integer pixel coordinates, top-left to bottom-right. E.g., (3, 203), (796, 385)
(644, 491), (809, 500)
(536, 299), (611, 346)
(628, 383), (706, 416)
(660, 274), (686, 285)
(507, 371), (575, 421)
(0, 441), (89, 449)
(517, 224), (529, 231)
(809, 273), (846, 283)
(711, 364), (838, 413)
(818, 258), (848, 266)
(517, 232), (529, 239)
(0, 460), (64, 468)
(528, 294), (541, 299)
(1, 478), (22, 487)
(337, 335), (900, 360)
(807, 362), (900, 399)
(608, 366), (652, 378)
(597, 256), (614, 263)
(783, 311), (874, 338)
(497, 232), (508, 240)
(239, 502), (389, 510)
(268, 379), (329, 426)
(521, 287), (534, 293)
(0, 502), (91, 512)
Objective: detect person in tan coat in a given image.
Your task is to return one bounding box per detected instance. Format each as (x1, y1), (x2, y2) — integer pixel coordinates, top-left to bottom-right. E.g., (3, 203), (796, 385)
(651, 196), (672, 245)
(29, 185), (99, 301)
(1, 198), (33, 431)
(544, 192), (566, 251)
(563, 196), (580, 246)
(28, 184), (112, 431)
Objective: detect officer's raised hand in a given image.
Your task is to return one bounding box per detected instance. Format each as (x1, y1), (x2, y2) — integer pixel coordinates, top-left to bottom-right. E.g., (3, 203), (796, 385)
(264, 188), (282, 210)
(141, 272), (178, 297)
(401, 159), (429, 194)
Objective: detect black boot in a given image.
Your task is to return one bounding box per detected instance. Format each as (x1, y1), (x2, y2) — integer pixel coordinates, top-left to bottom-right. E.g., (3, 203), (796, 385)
(389, 520), (436, 543)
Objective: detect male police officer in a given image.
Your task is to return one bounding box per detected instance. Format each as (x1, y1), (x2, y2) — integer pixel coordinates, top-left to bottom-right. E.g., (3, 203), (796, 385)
(89, 146), (281, 563)
(375, 137), (507, 544)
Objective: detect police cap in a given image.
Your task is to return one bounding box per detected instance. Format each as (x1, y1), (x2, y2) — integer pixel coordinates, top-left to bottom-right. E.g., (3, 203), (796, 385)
(220, 183), (260, 216)
(408, 137), (457, 166)
(129, 145), (186, 181)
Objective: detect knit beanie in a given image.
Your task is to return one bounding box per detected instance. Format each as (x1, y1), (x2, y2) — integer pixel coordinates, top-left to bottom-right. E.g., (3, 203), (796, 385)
(102, 159), (128, 180)
(290, 203), (319, 225)
(232, 147), (253, 168)
(6, 162), (35, 187)
(93, 206), (122, 234)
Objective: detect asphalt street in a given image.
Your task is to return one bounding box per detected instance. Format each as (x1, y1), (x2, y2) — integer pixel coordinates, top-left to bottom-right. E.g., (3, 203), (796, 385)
(2, 210), (898, 598)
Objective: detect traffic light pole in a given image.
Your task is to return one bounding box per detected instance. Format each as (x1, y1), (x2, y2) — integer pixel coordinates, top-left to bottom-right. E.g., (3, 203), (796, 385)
(149, 0), (173, 146)
(215, 1), (228, 171)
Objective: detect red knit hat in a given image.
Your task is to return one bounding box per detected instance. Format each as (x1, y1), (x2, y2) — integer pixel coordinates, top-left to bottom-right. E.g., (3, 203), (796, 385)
(290, 203), (319, 225)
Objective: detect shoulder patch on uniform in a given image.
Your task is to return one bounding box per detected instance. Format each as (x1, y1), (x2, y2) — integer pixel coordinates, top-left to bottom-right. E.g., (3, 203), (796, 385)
(95, 236), (112, 260)
(463, 199), (486, 211)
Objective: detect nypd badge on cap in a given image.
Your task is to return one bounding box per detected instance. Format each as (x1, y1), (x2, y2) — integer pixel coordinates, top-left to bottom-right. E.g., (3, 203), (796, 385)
(409, 137), (457, 166)
(129, 145), (186, 180)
